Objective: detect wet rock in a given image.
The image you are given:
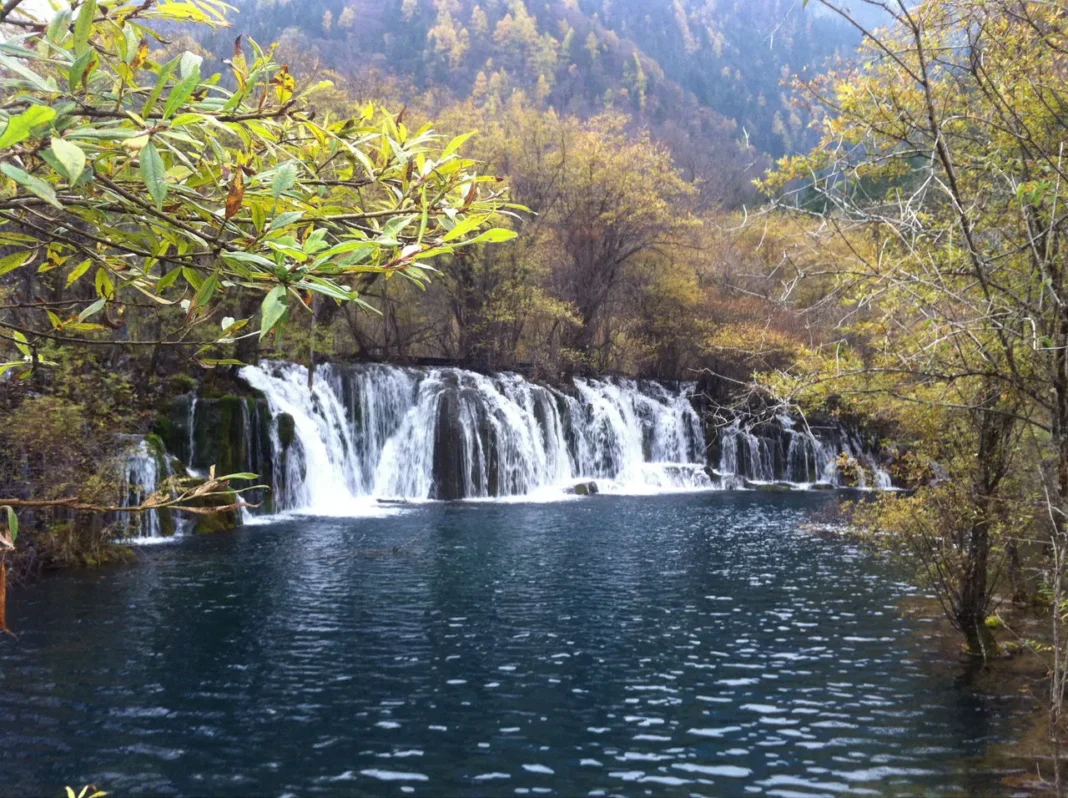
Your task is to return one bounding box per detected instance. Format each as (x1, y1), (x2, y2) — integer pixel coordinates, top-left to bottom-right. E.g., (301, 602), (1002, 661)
(811, 482), (837, 491)
(191, 492), (242, 534)
(276, 412), (296, 450)
(432, 388), (466, 501)
(566, 481), (600, 496)
(704, 466), (732, 481)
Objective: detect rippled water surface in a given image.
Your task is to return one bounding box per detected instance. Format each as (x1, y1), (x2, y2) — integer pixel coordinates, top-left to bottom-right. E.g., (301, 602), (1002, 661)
(0, 493), (1020, 795)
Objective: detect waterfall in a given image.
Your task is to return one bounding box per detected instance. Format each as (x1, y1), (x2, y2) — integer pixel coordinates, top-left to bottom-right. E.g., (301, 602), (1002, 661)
(240, 363), (382, 514)
(187, 394), (197, 468)
(780, 415), (836, 484)
(118, 439), (162, 539)
(572, 378), (709, 489)
(717, 420), (775, 482)
(117, 438), (194, 539)
(238, 362), (713, 512)
(718, 415), (893, 489)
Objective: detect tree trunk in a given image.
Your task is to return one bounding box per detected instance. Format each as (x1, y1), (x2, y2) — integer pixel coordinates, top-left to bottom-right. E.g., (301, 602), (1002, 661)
(957, 510), (995, 658)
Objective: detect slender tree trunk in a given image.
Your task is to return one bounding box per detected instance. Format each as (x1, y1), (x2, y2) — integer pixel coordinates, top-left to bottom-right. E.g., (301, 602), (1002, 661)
(957, 514), (995, 659)
(1006, 538), (1027, 604)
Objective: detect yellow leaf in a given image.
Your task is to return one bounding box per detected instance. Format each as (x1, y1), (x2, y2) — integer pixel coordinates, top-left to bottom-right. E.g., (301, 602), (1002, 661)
(271, 64), (294, 104)
(130, 39), (149, 70)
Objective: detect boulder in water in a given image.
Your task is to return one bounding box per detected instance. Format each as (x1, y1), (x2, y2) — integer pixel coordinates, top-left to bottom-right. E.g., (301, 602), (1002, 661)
(566, 481), (600, 496)
(811, 482), (836, 491)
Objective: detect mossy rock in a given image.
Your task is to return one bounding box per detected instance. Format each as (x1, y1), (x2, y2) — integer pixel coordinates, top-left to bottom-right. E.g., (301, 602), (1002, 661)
(166, 373), (199, 395)
(810, 482), (837, 491)
(144, 433), (166, 458)
(277, 412), (296, 450)
(150, 416), (176, 449)
(567, 481), (600, 496)
(193, 509), (240, 535)
(183, 487), (243, 535)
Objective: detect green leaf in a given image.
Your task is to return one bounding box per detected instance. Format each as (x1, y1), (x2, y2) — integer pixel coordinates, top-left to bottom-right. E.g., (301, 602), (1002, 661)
(194, 272), (219, 309)
(157, 266), (182, 291)
(94, 267), (114, 299)
(47, 8), (72, 44)
(12, 331), (31, 358)
(142, 58), (178, 117)
(3, 505), (17, 543)
(269, 211), (304, 231)
(78, 297), (106, 321)
(0, 106), (56, 149)
(65, 259), (92, 287)
(68, 49), (95, 92)
(442, 131), (477, 160)
(73, 0), (97, 57)
(1, 163), (61, 209)
(139, 142), (167, 209)
(50, 137), (86, 183)
(0, 250), (32, 278)
(381, 214), (416, 240)
(220, 250), (276, 268)
(163, 66), (201, 120)
(442, 213), (488, 243)
(271, 162), (297, 199)
(470, 228), (517, 244)
(298, 278), (355, 302)
(0, 53), (54, 92)
(182, 267), (203, 291)
(259, 285), (288, 338)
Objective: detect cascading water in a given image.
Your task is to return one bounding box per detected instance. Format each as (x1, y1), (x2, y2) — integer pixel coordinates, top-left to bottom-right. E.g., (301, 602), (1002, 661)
(238, 362), (713, 512)
(117, 439), (162, 539)
(117, 438), (192, 539)
(779, 415), (836, 484)
(186, 394), (197, 468)
(717, 420), (776, 482)
(572, 378), (710, 489)
(718, 415), (894, 489)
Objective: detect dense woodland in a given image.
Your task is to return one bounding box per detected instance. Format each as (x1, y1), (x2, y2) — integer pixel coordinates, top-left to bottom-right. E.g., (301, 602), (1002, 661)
(177, 0), (870, 376)
(5, 0), (1068, 788)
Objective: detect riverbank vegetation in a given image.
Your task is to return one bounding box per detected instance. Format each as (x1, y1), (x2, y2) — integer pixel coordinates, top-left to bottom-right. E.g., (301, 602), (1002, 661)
(753, 0), (1068, 788)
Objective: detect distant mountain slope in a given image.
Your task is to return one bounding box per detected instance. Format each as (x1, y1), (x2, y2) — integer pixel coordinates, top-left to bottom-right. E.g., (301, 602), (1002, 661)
(197, 0), (869, 202)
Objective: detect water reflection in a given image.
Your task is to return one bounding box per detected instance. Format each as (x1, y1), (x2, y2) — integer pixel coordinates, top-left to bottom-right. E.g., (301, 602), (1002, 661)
(0, 493), (1021, 795)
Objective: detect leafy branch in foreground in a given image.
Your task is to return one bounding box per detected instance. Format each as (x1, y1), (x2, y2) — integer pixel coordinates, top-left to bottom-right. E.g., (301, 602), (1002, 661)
(0, 0), (516, 374)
